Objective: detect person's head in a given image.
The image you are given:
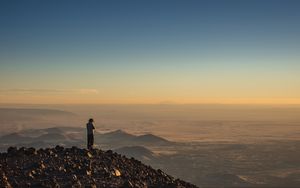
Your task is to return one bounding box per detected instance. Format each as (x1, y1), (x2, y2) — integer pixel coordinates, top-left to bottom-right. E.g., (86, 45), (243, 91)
(88, 118), (94, 123)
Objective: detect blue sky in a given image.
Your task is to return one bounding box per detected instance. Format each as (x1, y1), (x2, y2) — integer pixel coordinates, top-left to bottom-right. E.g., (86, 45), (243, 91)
(0, 0), (300, 104)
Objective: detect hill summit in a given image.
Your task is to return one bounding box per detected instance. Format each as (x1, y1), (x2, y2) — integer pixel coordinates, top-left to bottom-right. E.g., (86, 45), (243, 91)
(0, 146), (197, 188)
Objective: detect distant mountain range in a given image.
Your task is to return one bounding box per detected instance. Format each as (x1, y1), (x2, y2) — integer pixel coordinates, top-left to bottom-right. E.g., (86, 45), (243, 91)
(0, 126), (173, 152)
(95, 129), (171, 146)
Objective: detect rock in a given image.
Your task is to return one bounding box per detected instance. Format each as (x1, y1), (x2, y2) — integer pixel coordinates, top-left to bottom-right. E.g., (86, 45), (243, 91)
(86, 169), (92, 176)
(24, 147), (37, 155)
(0, 173), (12, 188)
(85, 184), (97, 188)
(27, 171), (34, 179)
(113, 168), (121, 177)
(55, 145), (64, 152)
(72, 180), (82, 188)
(122, 180), (134, 188)
(7, 147), (17, 156)
(0, 147), (198, 188)
(87, 152), (93, 158)
(40, 163), (46, 169)
(72, 174), (78, 181)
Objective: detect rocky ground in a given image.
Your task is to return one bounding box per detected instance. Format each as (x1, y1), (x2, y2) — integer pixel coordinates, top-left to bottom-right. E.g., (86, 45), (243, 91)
(0, 146), (197, 188)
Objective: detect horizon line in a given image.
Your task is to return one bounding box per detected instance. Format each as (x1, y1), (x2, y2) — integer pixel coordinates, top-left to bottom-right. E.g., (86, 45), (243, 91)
(1, 102), (300, 106)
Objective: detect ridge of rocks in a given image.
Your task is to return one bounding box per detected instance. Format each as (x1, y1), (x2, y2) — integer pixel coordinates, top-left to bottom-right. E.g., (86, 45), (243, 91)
(0, 146), (198, 188)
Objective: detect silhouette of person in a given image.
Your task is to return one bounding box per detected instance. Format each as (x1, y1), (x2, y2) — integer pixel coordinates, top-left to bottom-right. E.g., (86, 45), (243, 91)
(86, 118), (95, 149)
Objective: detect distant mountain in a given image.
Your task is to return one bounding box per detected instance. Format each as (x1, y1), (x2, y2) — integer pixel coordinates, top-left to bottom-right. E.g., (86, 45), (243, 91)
(0, 133), (33, 144)
(114, 146), (157, 161)
(41, 127), (64, 134)
(0, 127), (84, 152)
(18, 129), (48, 137)
(134, 133), (171, 145)
(0, 132), (77, 150)
(19, 127), (84, 137)
(44, 126), (84, 132)
(35, 133), (66, 142)
(100, 129), (136, 142)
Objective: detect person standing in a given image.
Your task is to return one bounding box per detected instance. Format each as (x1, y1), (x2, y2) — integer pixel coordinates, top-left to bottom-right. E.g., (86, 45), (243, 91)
(86, 118), (95, 149)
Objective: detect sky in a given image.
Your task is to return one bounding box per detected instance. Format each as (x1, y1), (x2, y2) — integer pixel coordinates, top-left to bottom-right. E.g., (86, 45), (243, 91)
(0, 0), (300, 104)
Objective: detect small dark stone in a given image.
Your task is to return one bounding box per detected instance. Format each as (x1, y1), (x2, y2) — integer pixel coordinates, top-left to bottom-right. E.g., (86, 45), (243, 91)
(55, 145), (64, 152)
(122, 180), (134, 188)
(25, 147), (37, 155)
(7, 146), (17, 155)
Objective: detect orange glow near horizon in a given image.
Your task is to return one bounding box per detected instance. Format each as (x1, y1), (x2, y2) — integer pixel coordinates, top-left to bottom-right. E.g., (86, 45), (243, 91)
(1, 94), (300, 105)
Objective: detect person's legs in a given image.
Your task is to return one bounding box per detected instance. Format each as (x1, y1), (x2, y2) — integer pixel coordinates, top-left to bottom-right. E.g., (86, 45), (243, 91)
(90, 134), (94, 148)
(87, 134), (91, 149)
(87, 134), (94, 149)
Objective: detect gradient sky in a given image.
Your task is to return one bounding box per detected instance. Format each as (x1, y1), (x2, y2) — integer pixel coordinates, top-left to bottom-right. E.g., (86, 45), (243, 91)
(0, 0), (300, 104)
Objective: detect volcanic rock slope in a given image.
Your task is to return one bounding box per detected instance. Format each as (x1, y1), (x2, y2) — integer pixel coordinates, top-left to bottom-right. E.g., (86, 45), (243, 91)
(0, 146), (197, 188)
